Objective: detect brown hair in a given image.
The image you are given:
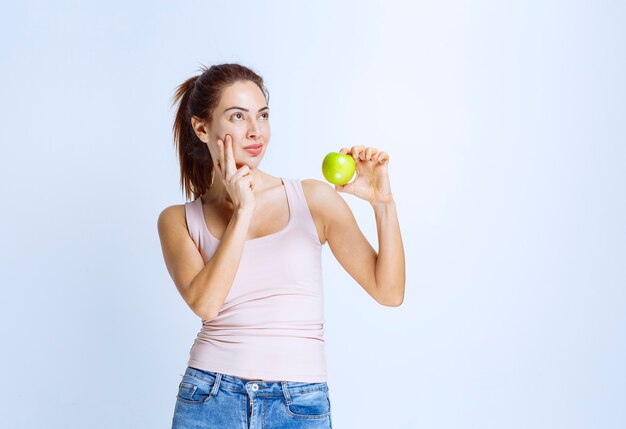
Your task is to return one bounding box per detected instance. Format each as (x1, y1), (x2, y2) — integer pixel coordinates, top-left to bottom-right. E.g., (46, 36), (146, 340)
(171, 63), (270, 201)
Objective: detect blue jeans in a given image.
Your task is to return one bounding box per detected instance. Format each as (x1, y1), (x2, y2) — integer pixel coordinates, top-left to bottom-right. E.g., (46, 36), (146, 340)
(171, 366), (333, 428)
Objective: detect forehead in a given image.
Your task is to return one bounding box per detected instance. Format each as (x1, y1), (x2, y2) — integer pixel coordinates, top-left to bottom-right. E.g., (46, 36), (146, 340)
(219, 80), (266, 107)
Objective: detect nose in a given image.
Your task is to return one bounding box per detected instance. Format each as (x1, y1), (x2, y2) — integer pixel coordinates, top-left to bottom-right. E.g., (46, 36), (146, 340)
(247, 120), (261, 138)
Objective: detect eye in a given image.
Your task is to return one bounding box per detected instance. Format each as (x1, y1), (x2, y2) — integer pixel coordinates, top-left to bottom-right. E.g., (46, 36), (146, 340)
(230, 111), (269, 120)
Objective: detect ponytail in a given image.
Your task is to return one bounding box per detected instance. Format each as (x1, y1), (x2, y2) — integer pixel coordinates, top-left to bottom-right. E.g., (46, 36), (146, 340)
(171, 74), (214, 202)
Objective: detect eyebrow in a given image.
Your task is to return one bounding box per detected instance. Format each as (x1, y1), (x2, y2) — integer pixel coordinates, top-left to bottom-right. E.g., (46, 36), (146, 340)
(224, 106), (270, 113)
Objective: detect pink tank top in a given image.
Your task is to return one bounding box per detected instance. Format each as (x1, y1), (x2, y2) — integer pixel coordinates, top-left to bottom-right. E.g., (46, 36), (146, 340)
(183, 177), (328, 382)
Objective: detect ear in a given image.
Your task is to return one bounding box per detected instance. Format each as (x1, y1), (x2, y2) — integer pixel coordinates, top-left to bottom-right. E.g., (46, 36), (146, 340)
(191, 116), (211, 144)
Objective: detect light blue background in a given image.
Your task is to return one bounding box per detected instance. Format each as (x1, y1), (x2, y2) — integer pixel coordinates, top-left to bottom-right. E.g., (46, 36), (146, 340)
(1, 1), (624, 428)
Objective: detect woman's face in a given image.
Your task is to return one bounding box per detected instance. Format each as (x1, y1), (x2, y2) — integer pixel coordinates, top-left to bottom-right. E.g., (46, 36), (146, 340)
(204, 80), (271, 170)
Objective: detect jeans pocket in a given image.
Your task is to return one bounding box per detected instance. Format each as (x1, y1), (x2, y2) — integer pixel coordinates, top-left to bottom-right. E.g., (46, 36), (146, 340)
(176, 377), (217, 405)
(285, 387), (331, 419)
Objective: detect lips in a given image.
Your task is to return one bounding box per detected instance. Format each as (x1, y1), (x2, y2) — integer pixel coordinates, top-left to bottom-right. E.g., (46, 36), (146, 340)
(243, 143), (263, 149)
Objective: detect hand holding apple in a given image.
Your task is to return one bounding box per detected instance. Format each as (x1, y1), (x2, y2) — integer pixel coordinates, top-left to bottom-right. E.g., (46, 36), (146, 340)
(322, 152), (356, 185)
(334, 146), (393, 205)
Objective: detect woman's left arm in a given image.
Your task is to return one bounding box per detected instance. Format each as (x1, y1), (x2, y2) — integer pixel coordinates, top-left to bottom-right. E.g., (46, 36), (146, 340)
(335, 145), (405, 306)
(371, 198), (405, 306)
(311, 145), (405, 306)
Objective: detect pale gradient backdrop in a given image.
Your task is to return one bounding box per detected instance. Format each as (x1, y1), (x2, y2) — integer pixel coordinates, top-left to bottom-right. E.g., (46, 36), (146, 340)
(1, 1), (624, 428)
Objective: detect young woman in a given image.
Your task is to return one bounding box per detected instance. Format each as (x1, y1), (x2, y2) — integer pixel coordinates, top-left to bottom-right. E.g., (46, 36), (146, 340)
(158, 63), (405, 428)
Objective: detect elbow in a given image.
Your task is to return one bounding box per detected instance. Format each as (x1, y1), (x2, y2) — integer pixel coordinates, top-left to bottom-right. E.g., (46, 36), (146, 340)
(204, 303), (221, 320)
(191, 299), (218, 321)
(378, 293), (404, 307)
(377, 282), (404, 307)
(203, 312), (219, 322)
(199, 304), (219, 321)
(196, 306), (218, 321)
(188, 280), (219, 321)
(382, 297), (404, 307)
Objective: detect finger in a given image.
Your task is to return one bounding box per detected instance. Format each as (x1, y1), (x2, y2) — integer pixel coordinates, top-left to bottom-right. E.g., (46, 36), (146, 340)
(339, 147), (349, 155)
(365, 147), (376, 161)
(350, 145), (364, 160)
(238, 164), (252, 175)
(224, 135), (237, 177)
(232, 164), (251, 181)
(237, 168), (254, 190)
(356, 146), (368, 161)
(377, 151), (389, 163)
(221, 136), (230, 177)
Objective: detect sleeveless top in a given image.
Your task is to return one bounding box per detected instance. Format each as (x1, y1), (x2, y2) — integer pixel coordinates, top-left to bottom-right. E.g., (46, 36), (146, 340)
(183, 177), (328, 382)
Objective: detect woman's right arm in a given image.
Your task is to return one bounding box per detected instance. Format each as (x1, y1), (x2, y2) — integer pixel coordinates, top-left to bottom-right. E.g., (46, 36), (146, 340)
(157, 204), (253, 321)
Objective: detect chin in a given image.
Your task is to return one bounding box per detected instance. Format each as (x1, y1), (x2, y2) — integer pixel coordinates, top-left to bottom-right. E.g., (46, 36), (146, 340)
(236, 161), (258, 170)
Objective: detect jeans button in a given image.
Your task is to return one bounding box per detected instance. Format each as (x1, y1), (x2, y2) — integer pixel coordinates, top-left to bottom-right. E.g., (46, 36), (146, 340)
(251, 383), (259, 391)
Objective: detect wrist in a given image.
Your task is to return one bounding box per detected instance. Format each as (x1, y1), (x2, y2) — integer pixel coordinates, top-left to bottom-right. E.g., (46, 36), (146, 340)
(235, 207), (255, 220)
(370, 195), (395, 208)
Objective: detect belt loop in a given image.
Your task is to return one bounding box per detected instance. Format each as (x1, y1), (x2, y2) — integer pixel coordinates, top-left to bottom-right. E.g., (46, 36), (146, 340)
(281, 381), (292, 405)
(210, 373), (222, 397)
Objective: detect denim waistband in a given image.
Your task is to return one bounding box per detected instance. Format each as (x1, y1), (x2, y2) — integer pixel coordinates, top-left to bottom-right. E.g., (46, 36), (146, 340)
(184, 366), (328, 396)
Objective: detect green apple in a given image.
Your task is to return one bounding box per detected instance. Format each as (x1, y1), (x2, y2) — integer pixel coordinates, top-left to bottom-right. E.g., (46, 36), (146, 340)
(322, 152), (356, 185)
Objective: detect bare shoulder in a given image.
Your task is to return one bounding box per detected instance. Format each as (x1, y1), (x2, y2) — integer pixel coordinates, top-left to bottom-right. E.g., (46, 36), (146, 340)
(157, 203), (187, 231)
(158, 203), (186, 220)
(301, 178), (352, 244)
(301, 177), (348, 210)
(301, 178), (333, 197)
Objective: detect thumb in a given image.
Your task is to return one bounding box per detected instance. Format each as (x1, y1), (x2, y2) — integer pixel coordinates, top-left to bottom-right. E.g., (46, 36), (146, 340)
(335, 182), (350, 193)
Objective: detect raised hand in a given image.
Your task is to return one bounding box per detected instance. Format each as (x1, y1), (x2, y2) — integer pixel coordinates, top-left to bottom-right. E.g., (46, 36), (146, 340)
(335, 145), (393, 205)
(206, 134), (256, 212)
